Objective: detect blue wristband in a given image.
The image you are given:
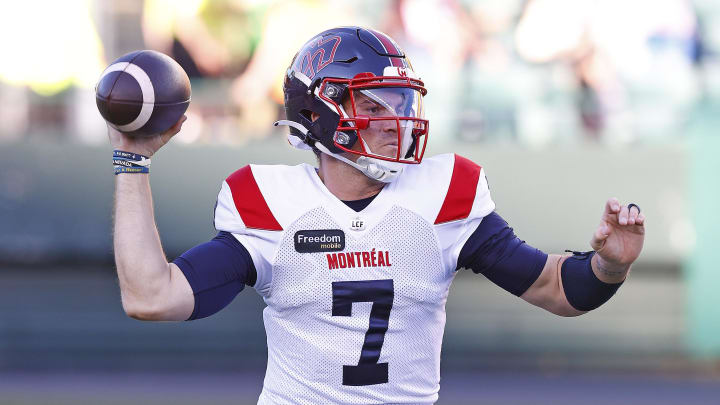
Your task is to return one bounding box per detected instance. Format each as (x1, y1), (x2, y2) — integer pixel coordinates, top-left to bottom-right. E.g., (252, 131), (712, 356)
(113, 150), (149, 161)
(114, 165), (149, 175)
(561, 251), (623, 311)
(113, 158), (146, 168)
(113, 150), (151, 174)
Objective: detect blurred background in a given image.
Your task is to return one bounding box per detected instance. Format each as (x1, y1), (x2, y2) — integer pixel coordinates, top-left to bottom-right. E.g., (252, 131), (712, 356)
(2, 0), (720, 404)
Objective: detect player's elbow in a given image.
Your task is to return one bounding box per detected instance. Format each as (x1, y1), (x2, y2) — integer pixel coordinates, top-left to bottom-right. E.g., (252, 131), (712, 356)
(123, 303), (169, 321)
(542, 300), (586, 317)
(121, 296), (168, 321)
(522, 284), (586, 317)
(555, 306), (586, 317)
(122, 300), (151, 321)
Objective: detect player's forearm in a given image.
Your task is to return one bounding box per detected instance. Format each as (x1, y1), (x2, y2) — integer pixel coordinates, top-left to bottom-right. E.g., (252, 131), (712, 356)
(113, 173), (172, 314)
(522, 254), (585, 317)
(523, 252), (625, 317)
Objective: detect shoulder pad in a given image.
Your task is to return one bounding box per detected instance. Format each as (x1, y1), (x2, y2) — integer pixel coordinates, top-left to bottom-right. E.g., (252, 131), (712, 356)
(396, 153), (494, 225)
(434, 154), (490, 224)
(215, 165), (283, 232)
(214, 163), (321, 233)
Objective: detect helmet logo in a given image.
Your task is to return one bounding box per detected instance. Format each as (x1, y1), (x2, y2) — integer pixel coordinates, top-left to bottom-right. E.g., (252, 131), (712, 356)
(382, 66), (419, 80)
(293, 35), (342, 80)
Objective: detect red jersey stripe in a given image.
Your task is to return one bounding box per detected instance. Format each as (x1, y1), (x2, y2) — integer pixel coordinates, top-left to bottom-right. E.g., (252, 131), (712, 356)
(434, 155), (482, 224)
(226, 166), (283, 231)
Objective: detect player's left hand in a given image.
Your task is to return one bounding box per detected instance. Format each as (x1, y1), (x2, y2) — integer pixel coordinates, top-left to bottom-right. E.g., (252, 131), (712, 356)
(590, 198), (645, 268)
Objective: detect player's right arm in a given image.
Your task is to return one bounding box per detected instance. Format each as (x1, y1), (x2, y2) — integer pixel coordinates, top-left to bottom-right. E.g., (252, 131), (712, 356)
(109, 118), (195, 321)
(111, 118), (259, 322)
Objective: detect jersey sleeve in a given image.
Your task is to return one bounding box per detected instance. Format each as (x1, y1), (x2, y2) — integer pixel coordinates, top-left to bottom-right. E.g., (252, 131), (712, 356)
(214, 165), (285, 296)
(431, 154), (496, 272)
(456, 212), (547, 296)
(173, 231), (257, 320)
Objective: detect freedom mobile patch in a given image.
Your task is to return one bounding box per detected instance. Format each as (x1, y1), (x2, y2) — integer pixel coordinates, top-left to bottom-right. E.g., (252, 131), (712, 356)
(294, 229), (345, 253)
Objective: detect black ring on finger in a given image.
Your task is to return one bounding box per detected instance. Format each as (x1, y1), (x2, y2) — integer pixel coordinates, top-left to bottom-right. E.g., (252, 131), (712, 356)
(628, 203), (641, 214)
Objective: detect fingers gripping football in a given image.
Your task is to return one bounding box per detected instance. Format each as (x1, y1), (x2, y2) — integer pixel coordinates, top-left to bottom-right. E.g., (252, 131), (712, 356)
(590, 197), (645, 266)
(107, 115), (187, 157)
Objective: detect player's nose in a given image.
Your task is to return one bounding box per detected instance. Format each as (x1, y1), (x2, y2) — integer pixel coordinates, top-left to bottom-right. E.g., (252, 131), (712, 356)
(380, 118), (398, 133)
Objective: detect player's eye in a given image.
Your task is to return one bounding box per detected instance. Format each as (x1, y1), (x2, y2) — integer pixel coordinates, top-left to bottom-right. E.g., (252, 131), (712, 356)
(358, 103), (381, 115)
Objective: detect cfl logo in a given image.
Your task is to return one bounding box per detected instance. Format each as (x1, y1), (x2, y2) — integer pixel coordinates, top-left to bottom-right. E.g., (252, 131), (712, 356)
(350, 218), (365, 231)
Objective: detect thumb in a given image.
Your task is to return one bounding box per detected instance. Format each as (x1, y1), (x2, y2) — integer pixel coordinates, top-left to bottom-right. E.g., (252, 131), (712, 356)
(590, 221), (611, 251)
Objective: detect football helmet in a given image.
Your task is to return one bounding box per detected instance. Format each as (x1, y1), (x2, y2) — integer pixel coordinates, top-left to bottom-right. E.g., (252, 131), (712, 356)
(276, 27), (428, 183)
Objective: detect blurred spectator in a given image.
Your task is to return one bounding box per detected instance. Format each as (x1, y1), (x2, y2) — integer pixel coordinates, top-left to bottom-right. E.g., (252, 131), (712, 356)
(516, 0), (700, 143)
(0, 0), (105, 141)
(142, 0), (269, 143)
(230, 0), (361, 137)
(143, 0), (229, 77)
(0, 0), (712, 145)
(453, 0), (526, 143)
(377, 0), (476, 141)
(0, 0), (104, 95)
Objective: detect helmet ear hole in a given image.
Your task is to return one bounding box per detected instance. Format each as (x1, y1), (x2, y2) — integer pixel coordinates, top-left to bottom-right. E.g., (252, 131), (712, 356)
(300, 109), (313, 121)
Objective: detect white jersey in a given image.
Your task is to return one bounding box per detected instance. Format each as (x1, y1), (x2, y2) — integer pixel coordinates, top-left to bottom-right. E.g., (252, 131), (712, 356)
(214, 153), (494, 405)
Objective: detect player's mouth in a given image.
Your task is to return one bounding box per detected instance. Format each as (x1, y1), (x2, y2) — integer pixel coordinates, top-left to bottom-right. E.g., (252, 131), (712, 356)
(375, 143), (399, 159)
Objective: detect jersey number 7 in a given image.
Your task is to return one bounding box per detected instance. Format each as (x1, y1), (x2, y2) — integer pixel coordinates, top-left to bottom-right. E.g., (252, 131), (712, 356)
(332, 279), (394, 386)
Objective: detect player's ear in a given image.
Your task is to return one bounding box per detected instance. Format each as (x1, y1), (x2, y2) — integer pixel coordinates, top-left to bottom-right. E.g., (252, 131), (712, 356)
(311, 112), (320, 122)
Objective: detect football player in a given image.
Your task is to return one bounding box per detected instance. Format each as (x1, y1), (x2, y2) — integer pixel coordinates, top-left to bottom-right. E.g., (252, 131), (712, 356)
(109, 27), (645, 404)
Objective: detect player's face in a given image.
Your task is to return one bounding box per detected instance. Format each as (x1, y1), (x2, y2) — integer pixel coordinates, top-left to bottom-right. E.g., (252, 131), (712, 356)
(342, 87), (423, 160)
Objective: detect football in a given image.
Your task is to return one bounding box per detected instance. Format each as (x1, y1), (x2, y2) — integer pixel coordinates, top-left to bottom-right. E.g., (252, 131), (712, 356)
(96, 50), (191, 137)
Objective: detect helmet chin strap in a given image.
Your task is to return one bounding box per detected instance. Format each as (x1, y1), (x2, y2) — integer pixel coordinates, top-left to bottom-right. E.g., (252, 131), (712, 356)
(315, 141), (403, 183)
(274, 120), (313, 150)
(274, 119), (404, 183)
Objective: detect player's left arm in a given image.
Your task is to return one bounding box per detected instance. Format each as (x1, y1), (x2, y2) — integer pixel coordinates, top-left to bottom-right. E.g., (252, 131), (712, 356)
(458, 198), (645, 316)
(520, 198), (645, 316)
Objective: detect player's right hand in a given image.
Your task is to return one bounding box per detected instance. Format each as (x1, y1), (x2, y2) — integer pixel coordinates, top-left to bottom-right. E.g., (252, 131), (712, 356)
(107, 115), (187, 157)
